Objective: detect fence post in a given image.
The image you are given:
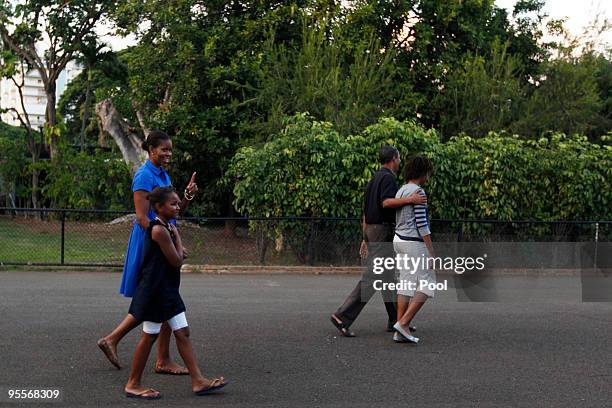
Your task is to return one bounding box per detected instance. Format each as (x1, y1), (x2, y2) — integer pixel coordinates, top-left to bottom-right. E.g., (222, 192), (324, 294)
(60, 210), (65, 265)
(308, 218), (316, 266)
(457, 221), (463, 242)
(594, 222), (599, 269)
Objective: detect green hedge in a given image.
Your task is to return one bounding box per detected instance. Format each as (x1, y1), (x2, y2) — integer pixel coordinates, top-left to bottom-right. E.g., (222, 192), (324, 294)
(37, 149), (132, 211)
(0, 125), (132, 211)
(0, 124), (29, 202)
(228, 113), (611, 222)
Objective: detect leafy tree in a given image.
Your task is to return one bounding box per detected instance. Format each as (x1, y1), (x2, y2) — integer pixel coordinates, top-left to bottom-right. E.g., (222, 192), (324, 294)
(394, 0), (545, 128)
(98, 0), (609, 222)
(249, 17), (403, 137)
(107, 0), (313, 216)
(0, 49), (44, 209)
(592, 52), (612, 138)
(0, 122), (28, 207)
(38, 147), (132, 210)
(228, 113), (438, 218)
(72, 37), (117, 150)
(58, 46), (128, 148)
(512, 54), (604, 138)
(506, 0), (549, 79)
(229, 113), (610, 223)
(227, 113), (438, 263)
(435, 42), (525, 138)
(0, 0), (114, 158)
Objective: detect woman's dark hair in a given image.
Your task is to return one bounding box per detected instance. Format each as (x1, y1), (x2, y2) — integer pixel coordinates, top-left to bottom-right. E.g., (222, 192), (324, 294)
(147, 186), (177, 210)
(379, 145), (399, 164)
(403, 156), (433, 181)
(141, 130), (171, 151)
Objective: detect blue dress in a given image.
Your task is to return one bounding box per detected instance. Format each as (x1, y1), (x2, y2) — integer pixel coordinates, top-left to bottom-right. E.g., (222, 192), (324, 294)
(119, 160), (175, 297)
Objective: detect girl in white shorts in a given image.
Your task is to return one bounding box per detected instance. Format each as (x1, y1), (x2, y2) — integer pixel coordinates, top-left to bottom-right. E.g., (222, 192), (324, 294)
(392, 156), (435, 344)
(124, 187), (227, 400)
(393, 238), (437, 299)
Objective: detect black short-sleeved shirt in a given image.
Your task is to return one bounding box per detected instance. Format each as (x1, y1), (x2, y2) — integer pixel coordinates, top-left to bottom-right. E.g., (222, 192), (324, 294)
(363, 167), (398, 224)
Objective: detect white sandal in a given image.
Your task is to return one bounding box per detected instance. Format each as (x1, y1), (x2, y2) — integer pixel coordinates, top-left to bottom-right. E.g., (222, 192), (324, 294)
(393, 322), (419, 344)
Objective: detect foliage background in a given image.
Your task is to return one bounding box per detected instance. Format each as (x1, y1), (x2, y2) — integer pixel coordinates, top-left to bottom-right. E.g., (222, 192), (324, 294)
(0, 0), (610, 222)
(229, 114), (611, 222)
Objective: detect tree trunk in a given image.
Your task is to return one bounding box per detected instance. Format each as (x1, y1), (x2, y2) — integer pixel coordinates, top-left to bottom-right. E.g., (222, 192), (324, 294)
(45, 82), (59, 159)
(6, 181), (16, 211)
(80, 68), (93, 152)
(135, 109), (151, 137)
(31, 160), (41, 220)
(256, 224), (269, 265)
(31, 158), (39, 210)
(223, 195), (237, 238)
(95, 99), (146, 175)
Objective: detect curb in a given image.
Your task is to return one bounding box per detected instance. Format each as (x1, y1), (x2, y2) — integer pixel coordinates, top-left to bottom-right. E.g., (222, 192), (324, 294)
(181, 264), (588, 277)
(181, 264), (361, 275)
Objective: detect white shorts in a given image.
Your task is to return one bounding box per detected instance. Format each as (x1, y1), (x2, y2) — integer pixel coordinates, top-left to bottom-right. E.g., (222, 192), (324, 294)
(393, 235), (436, 298)
(143, 312), (188, 334)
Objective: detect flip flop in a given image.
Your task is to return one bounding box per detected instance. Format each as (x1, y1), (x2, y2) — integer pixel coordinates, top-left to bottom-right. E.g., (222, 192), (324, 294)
(330, 315), (355, 337)
(194, 379), (228, 396)
(154, 366), (189, 375)
(126, 388), (161, 400)
(97, 338), (121, 369)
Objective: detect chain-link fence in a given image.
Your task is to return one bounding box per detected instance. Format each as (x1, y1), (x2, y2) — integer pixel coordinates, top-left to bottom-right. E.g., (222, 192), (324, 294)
(0, 207), (610, 267)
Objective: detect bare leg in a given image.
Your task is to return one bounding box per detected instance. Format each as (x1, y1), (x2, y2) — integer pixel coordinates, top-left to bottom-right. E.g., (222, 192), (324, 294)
(124, 332), (161, 398)
(106, 314), (139, 344)
(155, 322), (188, 374)
(97, 314), (140, 369)
(173, 327), (224, 393)
(398, 292), (428, 328)
(396, 294), (411, 323)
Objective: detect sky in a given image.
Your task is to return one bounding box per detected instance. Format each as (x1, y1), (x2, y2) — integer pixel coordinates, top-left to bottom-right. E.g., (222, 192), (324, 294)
(99, 0), (611, 52)
(496, 0), (611, 47)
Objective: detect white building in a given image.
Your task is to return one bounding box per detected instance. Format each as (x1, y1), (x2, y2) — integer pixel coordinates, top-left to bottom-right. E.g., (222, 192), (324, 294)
(0, 60), (81, 129)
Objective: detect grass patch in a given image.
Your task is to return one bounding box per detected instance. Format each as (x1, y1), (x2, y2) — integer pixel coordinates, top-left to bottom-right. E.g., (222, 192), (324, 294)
(0, 216), (128, 264)
(0, 216), (303, 265)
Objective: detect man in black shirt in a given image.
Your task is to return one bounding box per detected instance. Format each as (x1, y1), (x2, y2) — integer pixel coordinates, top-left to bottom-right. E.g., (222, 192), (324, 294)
(330, 146), (427, 337)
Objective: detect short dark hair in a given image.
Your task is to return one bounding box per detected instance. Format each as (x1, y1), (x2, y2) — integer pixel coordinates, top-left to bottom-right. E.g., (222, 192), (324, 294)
(141, 130), (171, 151)
(403, 156), (433, 181)
(147, 186), (177, 211)
(379, 145), (399, 164)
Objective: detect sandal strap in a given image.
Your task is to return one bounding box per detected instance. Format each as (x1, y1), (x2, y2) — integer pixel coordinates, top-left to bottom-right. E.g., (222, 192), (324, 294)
(138, 389), (158, 396)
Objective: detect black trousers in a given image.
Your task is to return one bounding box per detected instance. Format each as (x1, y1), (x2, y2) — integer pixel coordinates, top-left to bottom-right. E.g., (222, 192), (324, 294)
(334, 224), (397, 327)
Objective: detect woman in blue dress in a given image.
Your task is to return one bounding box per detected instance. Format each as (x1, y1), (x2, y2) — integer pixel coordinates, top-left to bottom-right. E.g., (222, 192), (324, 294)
(97, 130), (198, 374)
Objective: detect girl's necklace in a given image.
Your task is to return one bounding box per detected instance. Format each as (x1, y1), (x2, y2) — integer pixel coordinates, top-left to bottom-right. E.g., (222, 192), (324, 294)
(155, 216), (170, 228)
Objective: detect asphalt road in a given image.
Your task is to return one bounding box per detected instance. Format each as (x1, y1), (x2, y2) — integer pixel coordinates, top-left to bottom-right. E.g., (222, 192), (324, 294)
(0, 271), (611, 407)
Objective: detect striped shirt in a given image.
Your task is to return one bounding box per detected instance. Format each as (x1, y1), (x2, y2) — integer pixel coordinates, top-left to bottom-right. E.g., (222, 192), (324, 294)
(394, 182), (430, 238)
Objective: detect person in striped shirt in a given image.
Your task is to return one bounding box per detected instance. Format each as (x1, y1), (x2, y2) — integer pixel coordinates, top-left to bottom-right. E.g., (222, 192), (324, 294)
(392, 156), (435, 344)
